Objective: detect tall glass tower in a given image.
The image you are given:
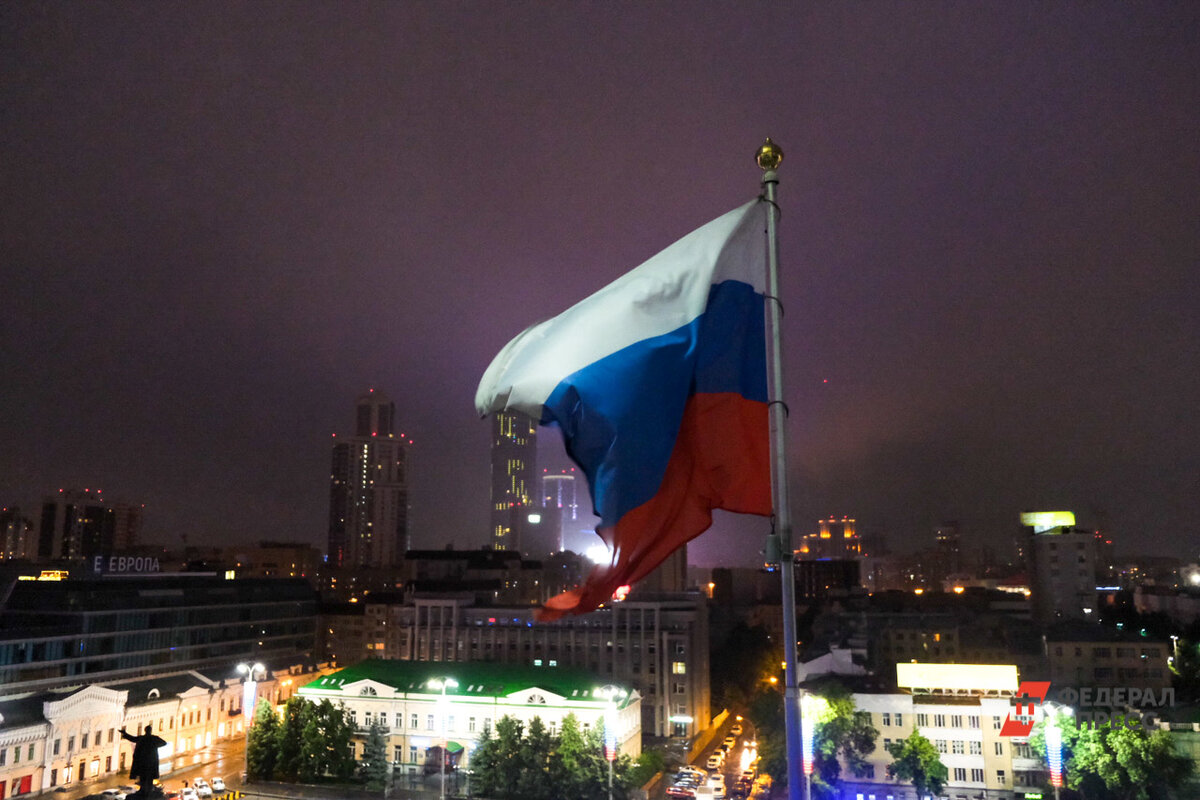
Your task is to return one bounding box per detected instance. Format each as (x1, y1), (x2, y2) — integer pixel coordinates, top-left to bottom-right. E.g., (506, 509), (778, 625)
(490, 411), (536, 551)
(327, 389), (410, 568)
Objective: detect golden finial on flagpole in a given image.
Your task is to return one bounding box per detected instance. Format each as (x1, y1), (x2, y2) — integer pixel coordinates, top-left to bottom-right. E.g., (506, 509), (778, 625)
(755, 138), (783, 171)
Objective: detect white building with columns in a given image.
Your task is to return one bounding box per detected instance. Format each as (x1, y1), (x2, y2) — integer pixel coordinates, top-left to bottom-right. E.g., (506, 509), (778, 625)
(298, 660), (640, 772)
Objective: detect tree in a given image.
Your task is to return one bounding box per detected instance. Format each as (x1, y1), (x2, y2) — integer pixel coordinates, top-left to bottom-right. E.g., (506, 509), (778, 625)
(746, 682), (786, 784)
(469, 712), (636, 800)
(886, 731), (948, 799)
(628, 748), (665, 786)
(516, 716), (554, 800)
(274, 696), (311, 780)
(246, 699), (281, 781)
(318, 700), (357, 780)
(1029, 717), (1193, 800)
(298, 715), (324, 783)
(808, 682), (879, 797)
(711, 623), (779, 710)
(359, 721), (389, 791)
(470, 720), (501, 798)
(492, 714), (525, 796)
(295, 699), (355, 782)
(1169, 637), (1200, 703)
(552, 714), (591, 800)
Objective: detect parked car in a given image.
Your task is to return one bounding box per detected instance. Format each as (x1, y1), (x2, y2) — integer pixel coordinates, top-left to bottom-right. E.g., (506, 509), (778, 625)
(678, 767), (706, 780)
(730, 723), (743, 735)
(210, 778), (226, 793)
(666, 786), (697, 798)
(723, 735), (737, 749)
(181, 788), (199, 800)
(705, 753), (723, 770)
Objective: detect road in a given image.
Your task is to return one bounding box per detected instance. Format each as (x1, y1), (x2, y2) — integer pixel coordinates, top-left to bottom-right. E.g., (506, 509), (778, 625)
(662, 716), (761, 800)
(51, 738), (247, 800)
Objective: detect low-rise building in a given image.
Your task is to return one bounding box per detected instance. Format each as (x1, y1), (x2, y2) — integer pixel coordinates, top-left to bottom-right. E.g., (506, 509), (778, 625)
(298, 660), (640, 773)
(835, 663), (1046, 800)
(1044, 623), (1170, 691)
(0, 662), (333, 796)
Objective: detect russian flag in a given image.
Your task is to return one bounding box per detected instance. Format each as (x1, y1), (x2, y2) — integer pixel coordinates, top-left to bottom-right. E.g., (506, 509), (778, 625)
(476, 200), (772, 619)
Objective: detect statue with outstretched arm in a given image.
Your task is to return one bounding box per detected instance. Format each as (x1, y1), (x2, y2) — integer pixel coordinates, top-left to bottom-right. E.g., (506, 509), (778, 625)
(121, 724), (167, 798)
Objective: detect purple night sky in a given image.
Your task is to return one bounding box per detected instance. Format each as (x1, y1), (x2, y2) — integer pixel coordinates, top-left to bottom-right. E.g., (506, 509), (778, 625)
(2, 3), (1196, 564)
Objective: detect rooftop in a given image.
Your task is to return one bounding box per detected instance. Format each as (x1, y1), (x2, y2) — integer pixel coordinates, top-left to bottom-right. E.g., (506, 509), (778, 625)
(303, 660), (634, 707)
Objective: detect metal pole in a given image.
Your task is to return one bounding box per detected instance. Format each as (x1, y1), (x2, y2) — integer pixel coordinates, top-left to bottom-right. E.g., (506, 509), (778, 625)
(441, 682), (448, 800)
(756, 139), (806, 800)
(608, 754), (613, 800)
(243, 692), (249, 782)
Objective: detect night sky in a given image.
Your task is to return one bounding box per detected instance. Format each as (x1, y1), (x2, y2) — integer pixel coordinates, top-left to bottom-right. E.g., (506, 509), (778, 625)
(2, 3), (1196, 565)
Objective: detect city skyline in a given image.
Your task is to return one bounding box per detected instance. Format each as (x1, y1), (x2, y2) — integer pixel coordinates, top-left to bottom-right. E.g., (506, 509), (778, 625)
(1, 4), (1196, 563)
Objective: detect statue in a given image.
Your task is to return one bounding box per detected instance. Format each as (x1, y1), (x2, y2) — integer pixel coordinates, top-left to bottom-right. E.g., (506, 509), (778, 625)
(121, 725), (166, 798)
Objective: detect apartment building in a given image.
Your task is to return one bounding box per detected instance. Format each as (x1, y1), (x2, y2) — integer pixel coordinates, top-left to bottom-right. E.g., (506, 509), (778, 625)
(840, 663), (1046, 800)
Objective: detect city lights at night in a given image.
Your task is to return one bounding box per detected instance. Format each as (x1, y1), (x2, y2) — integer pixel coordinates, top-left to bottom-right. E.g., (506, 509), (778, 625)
(0, 5), (1196, 800)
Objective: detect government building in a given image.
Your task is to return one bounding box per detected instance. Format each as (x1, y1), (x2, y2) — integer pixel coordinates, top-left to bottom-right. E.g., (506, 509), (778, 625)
(298, 660), (639, 774)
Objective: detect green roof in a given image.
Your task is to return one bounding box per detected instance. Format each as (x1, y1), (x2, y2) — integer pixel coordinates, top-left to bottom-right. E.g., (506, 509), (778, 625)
(301, 660), (633, 707)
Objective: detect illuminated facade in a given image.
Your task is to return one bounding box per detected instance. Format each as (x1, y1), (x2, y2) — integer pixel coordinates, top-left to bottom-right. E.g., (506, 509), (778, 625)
(328, 390), (411, 569)
(0, 506), (36, 561)
(840, 663), (1046, 800)
(299, 661), (640, 772)
(489, 411), (537, 552)
(796, 516), (862, 560)
(541, 471), (579, 552)
(0, 662), (330, 796)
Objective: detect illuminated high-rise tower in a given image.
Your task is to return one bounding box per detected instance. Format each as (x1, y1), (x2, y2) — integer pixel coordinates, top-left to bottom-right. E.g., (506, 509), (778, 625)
(542, 471), (579, 551)
(327, 389), (411, 568)
(490, 411), (536, 551)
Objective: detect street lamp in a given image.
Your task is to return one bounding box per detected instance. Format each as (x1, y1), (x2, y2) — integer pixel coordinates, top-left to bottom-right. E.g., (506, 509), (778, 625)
(428, 677), (459, 800)
(237, 662), (266, 780)
(1043, 702), (1073, 800)
(595, 685), (628, 800)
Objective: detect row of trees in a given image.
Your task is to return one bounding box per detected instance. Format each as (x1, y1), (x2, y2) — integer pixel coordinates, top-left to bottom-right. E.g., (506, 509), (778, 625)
(245, 698), (660, 797)
(471, 713), (659, 800)
(245, 696), (359, 785)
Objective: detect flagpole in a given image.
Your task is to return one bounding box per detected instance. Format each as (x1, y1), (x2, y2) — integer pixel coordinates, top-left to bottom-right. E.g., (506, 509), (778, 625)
(756, 139), (807, 800)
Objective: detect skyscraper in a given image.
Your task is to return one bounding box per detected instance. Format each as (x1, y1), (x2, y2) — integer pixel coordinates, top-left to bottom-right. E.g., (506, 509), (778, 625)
(327, 389), (410, 568)
(542, 471), (579, 551)
(490, 411), (536, 551)
(1, 506), (37, 561)
(37, 489), (142, 561)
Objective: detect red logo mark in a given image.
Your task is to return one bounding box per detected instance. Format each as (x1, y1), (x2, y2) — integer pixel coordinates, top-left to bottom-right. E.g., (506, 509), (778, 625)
(1000, 681), (1051, 737)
